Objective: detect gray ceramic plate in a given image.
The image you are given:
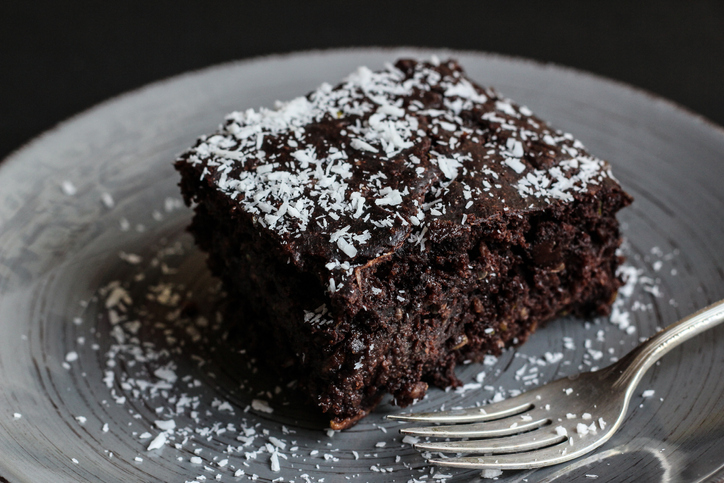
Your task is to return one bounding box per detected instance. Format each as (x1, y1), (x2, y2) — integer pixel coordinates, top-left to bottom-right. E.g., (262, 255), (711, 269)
(1, 48), (724, 483)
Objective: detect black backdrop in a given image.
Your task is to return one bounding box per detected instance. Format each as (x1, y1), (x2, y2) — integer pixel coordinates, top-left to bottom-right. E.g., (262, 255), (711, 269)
(1, 0), (723, 161)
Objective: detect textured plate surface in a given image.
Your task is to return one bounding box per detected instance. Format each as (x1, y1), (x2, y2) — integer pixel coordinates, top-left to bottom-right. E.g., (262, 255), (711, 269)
(1, 48), (724, 482)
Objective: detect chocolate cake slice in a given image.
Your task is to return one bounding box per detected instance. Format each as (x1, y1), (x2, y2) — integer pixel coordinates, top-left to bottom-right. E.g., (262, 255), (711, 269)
(175, 59), (632, 429)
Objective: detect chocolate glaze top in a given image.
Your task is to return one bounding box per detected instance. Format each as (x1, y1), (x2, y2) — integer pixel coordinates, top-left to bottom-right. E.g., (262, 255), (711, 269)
(177, 58), (621, 298)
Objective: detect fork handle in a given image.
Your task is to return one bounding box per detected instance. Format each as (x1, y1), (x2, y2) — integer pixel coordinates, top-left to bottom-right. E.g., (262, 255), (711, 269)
(612, 298), (724, 392)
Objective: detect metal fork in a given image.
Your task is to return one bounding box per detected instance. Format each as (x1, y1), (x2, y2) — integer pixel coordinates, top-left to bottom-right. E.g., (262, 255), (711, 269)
(388, 299), (724, 470)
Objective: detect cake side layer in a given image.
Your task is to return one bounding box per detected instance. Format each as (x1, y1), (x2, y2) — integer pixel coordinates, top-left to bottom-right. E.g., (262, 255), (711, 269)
(178, 160), (629, 428)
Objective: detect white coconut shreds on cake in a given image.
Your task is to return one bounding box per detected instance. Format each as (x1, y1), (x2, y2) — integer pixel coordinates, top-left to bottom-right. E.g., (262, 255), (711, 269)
(176, 58), (618, 295)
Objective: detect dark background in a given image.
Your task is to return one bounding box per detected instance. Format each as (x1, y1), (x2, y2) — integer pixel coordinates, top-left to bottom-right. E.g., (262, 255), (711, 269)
(2, 0), (723, 161)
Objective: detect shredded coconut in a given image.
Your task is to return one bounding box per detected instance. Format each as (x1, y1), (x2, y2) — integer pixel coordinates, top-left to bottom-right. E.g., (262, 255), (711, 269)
(178, 59), (614, 295)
